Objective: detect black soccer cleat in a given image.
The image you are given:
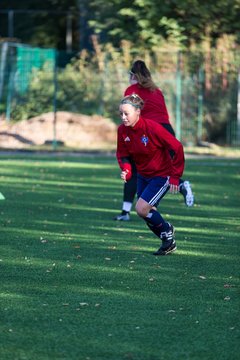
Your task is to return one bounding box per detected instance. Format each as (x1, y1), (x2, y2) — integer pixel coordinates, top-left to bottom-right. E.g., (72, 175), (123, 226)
(153, 223), (177, 256)
(153, 239), (177, 256)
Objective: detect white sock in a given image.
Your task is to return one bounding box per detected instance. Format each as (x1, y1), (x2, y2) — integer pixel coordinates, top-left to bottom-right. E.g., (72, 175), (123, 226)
(122, 201), (133, 213)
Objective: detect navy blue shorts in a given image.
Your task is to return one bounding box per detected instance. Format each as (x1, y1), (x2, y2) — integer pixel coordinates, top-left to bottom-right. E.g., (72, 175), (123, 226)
(137, 174), (170, 207)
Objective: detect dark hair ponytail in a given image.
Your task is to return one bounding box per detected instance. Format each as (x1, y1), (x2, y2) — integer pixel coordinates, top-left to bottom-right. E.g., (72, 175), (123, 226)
(130, 60), (157, 91)
(131, 60), (151, 77)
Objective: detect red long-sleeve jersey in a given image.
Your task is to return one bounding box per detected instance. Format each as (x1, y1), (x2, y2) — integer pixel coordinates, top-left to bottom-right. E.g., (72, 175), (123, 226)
(116, 116), (185, 185)
(124, 84), (170, 124)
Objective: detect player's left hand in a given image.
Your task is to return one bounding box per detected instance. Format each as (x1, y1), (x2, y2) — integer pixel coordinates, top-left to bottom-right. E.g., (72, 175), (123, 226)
(169, 184), (179, 194)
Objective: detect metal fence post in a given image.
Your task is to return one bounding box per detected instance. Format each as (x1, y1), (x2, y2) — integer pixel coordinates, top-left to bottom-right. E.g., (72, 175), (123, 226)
(0, 42), (8, 103)
(66, 12), (73, 53)
(52, 51), (58, 150)
(8, 10), (14, 38)
(197, 66), (204, 143)
(6, 45), (15, 122)
(237, 69), (240, 145)
(175, 51), (182, 140)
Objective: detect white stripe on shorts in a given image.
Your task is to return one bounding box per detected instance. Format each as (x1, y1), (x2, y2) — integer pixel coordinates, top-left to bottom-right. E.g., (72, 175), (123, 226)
(148, 177), (170, 206)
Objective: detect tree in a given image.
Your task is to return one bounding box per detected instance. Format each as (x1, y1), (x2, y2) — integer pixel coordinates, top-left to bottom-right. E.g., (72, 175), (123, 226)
(87, 0), (240, 49)
(0, 0), (239, 50)
(0, 0), (79, 50)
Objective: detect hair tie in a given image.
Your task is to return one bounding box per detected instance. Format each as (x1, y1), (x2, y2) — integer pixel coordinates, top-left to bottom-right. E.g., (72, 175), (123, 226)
(120, 100), (141, 109)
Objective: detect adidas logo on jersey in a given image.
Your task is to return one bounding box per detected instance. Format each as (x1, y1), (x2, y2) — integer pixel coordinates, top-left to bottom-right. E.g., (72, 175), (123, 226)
(124, 136), (130, 142)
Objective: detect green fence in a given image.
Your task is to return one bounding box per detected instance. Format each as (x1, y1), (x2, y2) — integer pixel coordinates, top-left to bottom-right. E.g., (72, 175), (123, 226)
(0, 41), (239, 147)
(0, 42), (56, 121)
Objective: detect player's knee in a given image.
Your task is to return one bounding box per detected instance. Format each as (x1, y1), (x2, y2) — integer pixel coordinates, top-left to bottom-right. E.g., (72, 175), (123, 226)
(135, 203), (148, 218)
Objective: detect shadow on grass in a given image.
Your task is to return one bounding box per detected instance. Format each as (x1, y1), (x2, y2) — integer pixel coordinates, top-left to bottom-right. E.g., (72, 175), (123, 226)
(0, 156), (239, 360)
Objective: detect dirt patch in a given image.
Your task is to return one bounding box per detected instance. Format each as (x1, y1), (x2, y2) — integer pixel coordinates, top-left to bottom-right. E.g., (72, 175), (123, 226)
(0, 112), (118, 150)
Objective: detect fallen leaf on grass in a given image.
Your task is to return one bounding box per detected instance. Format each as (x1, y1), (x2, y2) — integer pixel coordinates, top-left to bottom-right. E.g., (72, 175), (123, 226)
(224, 284), (235, 288)
(79, 302), (89, 306)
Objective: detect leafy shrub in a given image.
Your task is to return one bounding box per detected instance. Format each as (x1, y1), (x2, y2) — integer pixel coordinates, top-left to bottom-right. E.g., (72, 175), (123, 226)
(6, 38), (240, 145)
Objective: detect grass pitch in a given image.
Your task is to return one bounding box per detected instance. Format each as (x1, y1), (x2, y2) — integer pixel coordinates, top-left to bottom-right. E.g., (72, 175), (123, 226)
(0, 154), (239, 360)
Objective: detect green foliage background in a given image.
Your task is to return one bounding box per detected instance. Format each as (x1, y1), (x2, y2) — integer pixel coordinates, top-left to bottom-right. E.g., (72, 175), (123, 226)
(1, 0), (240, 50)
(1, 0), (240, 145)
(8, 43), (240, 145)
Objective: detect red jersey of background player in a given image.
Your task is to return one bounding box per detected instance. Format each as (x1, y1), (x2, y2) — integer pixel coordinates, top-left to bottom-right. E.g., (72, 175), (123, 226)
(117, 116), (184, 186)
(124, 84), (170, 124)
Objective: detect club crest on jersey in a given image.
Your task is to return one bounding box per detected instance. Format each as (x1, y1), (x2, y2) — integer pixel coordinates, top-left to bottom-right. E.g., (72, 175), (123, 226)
(124, 136), (130, 142)
(141, 134), (148, 146)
